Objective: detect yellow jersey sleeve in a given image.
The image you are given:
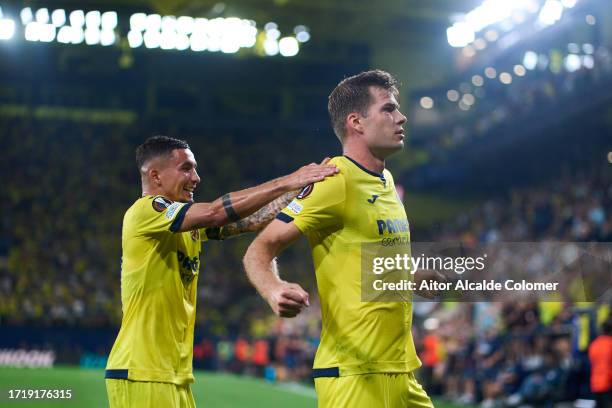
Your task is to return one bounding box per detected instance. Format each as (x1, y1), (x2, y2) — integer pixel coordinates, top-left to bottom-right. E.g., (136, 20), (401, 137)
(277, 172), (345, 235)
(133, 196), (192, 235)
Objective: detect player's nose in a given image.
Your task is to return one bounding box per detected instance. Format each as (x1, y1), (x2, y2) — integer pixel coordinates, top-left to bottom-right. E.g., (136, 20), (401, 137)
(192, 170), (201, 184)
(396, 110), (407, 125)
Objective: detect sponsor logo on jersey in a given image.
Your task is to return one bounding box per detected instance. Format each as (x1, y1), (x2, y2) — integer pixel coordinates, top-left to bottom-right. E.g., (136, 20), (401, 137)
(177, 251), (200, 286)
(152, 196), (172, 212)
(376, 218), (410, 235)
(296, 184), (313, 200)
(165, 202), (183, 219)
(287, 200), (303, 214)
(367, 194), (379, 204)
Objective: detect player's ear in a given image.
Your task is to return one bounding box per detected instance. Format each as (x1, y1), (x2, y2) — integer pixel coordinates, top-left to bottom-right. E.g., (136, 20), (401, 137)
(347, 112), (363, 134)
(149, 168), (162, 186)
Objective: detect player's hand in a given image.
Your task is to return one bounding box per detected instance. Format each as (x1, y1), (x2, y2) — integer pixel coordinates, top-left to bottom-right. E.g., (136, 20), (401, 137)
(264, 281), (309, 318)
(414, 269), (448, 299)
(283, 158), (338, 191)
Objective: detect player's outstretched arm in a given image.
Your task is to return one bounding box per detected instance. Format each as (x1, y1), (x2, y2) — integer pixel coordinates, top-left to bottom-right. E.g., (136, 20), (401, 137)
(208, 191), (297, 240)
(178, 160), (337, 232)
(243, 219), (308, 318)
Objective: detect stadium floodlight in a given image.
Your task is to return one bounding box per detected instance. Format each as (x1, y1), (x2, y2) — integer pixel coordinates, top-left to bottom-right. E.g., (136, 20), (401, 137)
(127, 30), (143, 48)
(70, 10), (85, 27)
(296, 31), (310, 43)
(177, 16), (195, 34)
(100, 30), (115, 46)
(560, 0), (577, 8)
(86, 11), (101, 28)
(20, 8), (34, 24)
(499, 72), (513, 84)
(585, 14), (596, 25)
(189, 33), (207, 51)
(523, 51), (538, 69)
(484, 66), (497, 78)
(57, 26), (72, 43)
(159, 30), (176, 50)
(35, 8), (50, 24)
(130, 13), (147, 32)
(0, 18), (15, 40)
(71, 28), (85, 44)
(582, 55), (594, 69)
(101, 12), (118, 30)
(564, 54), (581, 72)
(465, 0), (539, 32)
(484, 29), (498, 42)
(472, 75), (484, 86)
(263, 38), (279, 56)
(264, 22), (277, 31)
(473, 38), (487, 50)
(458, 100), (470, 111)
(447, 22), (474, 48)
(461, 93), (475, 106)
(146, 14), (162, 32)
(278, 36), (299, 57)
(25, 22), (41, 41)
(207, 35), (221, 52)
(513, 64), (526, 76)
(582, 43), (594, 54)
(447, 90), (460, 102)
(51, 9), (66, 27)
(143, 29), (161, 48)
(538, 0), (563, 26)
(266, 28), (280, 41)
(221, 36), (240, 54)
(567, 43), (579, 53)
(240, 23), (257, 48)
(419, 97), (434, 109)
(85, 27), (100, 45)
(161, 16), (177, 33)
(175, 33), (190, 50)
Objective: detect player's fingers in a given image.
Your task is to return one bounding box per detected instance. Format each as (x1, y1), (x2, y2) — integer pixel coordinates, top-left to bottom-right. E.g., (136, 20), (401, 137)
(320, 157), (331, 165)
(279, 309), (300, 318)
(286, 285), (309, 306)
(282, 289), (308, 305)
(278, 297), (305, 311)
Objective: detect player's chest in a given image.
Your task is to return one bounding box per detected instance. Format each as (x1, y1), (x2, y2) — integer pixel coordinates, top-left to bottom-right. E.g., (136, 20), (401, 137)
(344, 183), (409, 240)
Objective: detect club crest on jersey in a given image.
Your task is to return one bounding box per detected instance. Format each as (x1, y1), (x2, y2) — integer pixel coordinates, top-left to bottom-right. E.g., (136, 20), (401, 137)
(152, 196), (172, 212)
(297, 184), (313, 200)
(190, 229), (200, 241)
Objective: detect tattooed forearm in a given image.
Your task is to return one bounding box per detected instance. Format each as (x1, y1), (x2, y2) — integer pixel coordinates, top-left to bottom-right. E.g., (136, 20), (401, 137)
(217, 190), (299, 239)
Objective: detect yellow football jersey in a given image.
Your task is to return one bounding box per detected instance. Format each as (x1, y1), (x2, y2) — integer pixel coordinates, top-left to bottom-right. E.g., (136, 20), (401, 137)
(106, 195), (206, 385)
(278, 156), (421, 377)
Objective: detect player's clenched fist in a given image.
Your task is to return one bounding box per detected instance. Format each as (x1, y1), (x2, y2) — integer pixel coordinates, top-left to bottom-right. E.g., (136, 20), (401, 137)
(264, 281), (310, 318)
(282, 157), (338, 191)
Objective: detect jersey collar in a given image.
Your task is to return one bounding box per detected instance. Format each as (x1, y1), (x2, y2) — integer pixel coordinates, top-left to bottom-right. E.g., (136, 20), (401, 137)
(344, 155), (386, 185)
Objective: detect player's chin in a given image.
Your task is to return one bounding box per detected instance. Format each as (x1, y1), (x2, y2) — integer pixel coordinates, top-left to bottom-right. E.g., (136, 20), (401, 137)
(179, 191), (194, 203)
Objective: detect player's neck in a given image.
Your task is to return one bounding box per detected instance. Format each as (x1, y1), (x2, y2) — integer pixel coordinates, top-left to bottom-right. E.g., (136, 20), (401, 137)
(342, 144), (385, 175)
(141, 183), (164, 198)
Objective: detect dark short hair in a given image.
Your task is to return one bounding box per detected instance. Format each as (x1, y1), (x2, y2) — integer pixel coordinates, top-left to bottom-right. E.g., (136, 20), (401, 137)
(328, 69), (399, 140)
(135, 135), (190, 171)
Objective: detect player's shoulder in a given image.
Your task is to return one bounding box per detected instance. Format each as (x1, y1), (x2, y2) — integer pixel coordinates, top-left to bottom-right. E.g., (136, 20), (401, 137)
(125, 195), (173, 220)
(382, 168), (395, 184)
